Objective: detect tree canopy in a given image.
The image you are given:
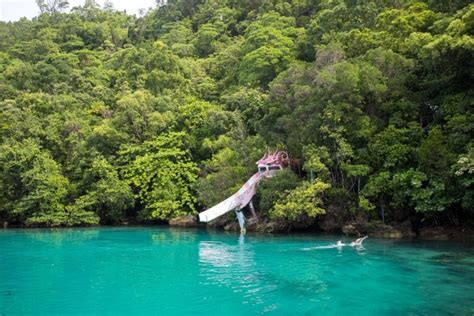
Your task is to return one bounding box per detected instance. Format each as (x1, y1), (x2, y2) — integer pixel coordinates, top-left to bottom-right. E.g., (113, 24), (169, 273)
(0, 0), (472, 227)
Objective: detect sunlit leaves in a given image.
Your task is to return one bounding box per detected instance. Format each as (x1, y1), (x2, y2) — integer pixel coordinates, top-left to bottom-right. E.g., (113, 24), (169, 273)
(270, 180), (330, 221)
(120, 132), (198, 221)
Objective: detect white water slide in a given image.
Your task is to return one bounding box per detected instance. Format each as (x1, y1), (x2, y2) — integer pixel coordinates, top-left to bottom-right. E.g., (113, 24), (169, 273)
(198, 171), (269, 223)
(198, 151), (288, 228)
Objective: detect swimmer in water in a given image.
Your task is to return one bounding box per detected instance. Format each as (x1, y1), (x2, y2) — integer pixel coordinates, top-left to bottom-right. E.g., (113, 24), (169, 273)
(301, 237), (367, 251)
(350, 236), (368, 247)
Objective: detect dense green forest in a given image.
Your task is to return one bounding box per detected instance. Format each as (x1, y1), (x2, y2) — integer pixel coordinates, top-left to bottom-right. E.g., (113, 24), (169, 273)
(0, 0), (472, 230)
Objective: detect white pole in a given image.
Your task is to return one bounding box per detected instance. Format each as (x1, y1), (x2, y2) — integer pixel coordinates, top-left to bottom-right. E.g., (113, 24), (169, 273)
(249, 200), (256, 218)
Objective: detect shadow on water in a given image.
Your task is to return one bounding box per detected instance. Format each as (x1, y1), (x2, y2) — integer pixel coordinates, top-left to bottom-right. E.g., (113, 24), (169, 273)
(429, 252), (474, 265)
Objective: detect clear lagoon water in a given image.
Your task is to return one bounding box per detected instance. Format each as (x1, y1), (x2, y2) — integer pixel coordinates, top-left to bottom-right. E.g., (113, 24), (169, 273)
(1, 227), (473, 315)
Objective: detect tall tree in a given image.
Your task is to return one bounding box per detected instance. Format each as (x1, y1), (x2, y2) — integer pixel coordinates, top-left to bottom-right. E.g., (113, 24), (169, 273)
(36, 0), (69, 14)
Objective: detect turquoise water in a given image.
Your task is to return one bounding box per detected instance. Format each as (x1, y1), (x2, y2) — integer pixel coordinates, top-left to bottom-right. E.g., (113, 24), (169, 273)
(1, 227), (473, 315)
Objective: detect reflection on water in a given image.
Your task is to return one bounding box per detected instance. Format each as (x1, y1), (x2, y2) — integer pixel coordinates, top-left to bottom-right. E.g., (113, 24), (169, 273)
(24, 228), (99, 245)
(151, 227), (197, 245)
(198, 235), (278, 311)
(199, 235), (253, 268)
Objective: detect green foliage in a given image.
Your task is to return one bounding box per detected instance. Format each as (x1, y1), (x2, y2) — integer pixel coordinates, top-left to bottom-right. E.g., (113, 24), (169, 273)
(197, 134), (266, 207)
(239, 44), (294, 86)
(454, 148), (474, 210)
(0, 0), (472, 227)
(221, 87), (268, 133)
(239, 12), (301, 86)
(270, 180), (330, 221)
(369, 124), (421, 170)
(120, 132), (198, 221)
(358, 196), (375, 214)
(71, 157), (133, 224)
(175, 98), (240, 159)
(390, 169), (455, 214)
(257, 169), (301, 215)
(36, 0), (70, 14)
(197, 146), (246, 207)
(0, 139), (99, 226)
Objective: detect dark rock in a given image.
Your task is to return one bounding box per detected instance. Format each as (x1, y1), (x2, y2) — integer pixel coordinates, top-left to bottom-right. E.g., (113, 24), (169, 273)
(169, 215), (197, 227)
(291, 215), (316, 230)
(354, 211), (369, 226)
(245, 216), (259, 232)
(368, 223), (403, 238)
(418, 227), (450, 240)
(342, 224), (359, 236)
(207, 214), (232, 228)
(208, 213), (259, 232)
(395, 220), (416, 238)
(418, 226), (474, 240)
(224, 222), (239, 232)
(318, 213), (341, 232)
(317, 204), (353, 232)
(257, 220), (289, 233)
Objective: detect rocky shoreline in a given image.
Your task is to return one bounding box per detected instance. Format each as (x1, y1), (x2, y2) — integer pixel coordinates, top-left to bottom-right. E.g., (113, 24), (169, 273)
(168, 213), (474, 241)
(4, 214), (473, 241)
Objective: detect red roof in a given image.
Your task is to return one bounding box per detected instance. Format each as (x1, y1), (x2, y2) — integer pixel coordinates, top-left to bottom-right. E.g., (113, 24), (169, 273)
(256, 150), (288, 167)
